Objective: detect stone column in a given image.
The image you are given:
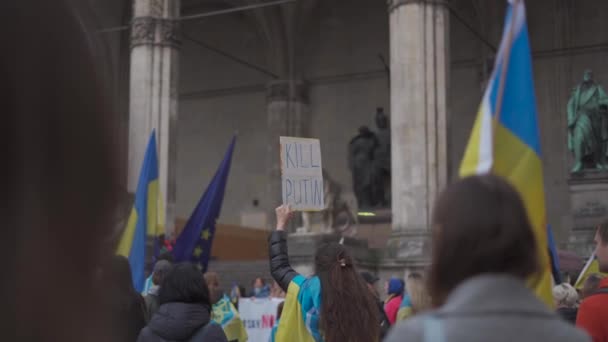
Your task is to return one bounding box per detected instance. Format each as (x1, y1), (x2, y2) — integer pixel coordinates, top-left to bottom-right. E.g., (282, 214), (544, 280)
(387, 0), (449, 265)
(128, 0), (180, 236)
(266, 80), (310, 228)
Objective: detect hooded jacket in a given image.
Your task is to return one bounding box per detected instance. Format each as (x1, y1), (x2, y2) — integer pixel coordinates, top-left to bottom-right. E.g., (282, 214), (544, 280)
(137, 302), (228, 342)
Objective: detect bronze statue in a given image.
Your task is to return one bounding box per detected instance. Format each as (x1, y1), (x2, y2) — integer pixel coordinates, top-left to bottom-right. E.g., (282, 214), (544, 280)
(348, 126), (378, 209)
(567, 70), (608, 173)
(372, 108), (391, 207)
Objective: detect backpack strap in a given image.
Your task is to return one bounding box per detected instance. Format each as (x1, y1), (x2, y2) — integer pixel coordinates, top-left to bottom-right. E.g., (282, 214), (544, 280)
(423, 315), (445, 342)
(589, 288), (608, 297)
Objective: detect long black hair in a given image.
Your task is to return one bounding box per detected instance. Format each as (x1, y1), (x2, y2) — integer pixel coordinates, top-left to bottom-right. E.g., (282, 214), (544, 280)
(315, 243), (379, 342)
(160, 263), (211, 308)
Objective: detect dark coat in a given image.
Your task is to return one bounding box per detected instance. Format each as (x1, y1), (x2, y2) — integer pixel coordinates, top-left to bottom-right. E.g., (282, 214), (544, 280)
(268, 230), (298, 292)
(556, 307), (578, 324)
(137, 302), (227, 342)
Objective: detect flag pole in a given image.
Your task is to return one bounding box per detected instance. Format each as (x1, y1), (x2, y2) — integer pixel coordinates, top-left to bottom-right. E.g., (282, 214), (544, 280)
(491, 0), (521, 152)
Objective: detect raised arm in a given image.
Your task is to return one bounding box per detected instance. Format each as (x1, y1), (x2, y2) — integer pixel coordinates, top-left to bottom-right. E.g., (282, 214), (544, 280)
(269, 205), (298, 292)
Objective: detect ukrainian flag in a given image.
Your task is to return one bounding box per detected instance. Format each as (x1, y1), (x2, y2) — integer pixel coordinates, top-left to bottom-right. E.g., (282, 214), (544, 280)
(459, 0), (553, 306)
(117, 131), (159, 292)
(575, 253), (607, 289)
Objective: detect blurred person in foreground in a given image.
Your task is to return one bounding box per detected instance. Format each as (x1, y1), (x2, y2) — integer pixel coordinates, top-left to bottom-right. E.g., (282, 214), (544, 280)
(137, 263), (227, 342)
(397, 272), (432, 321)
(361, 272), (391, 339)
(581, 273), (605, 299)
(553, 283), (579, 323)
(385, 175), (589, 342)
(269, 205), (380, 342)
(3, 1), (124, 341)
(205, 272), (248, 342)
(144, 260), (172, 321)
(101, 255), (147, 342)
(384, 277), (405, 324)
(577, 222), (608, 342)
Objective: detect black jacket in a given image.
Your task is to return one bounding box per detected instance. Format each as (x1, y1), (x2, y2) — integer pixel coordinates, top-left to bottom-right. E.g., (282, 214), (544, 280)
(137, 302), (227, 342)
(556, 307), (578, 324)
(269, 231), (298, 292)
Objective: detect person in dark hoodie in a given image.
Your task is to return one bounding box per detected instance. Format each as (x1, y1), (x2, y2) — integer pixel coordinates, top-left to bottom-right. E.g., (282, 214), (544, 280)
(137, 263), (227, 342)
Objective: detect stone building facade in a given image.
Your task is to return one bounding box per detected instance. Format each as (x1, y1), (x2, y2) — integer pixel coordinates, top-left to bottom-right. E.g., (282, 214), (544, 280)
(93, 0), (608, 270)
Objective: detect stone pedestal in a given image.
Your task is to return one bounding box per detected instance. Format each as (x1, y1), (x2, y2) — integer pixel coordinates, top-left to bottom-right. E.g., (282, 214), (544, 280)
(265, 80), (310, 227)
(128, 0), (180, 235)
(387, 0), (449, 265)
(567, 173), (608, 256)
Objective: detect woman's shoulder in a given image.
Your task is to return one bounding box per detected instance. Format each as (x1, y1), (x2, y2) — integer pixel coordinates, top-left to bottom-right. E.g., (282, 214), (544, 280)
(383, 314), (427, 342)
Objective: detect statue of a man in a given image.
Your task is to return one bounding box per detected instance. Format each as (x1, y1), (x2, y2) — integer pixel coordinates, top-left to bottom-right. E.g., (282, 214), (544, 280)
(372, 108), (391, 207)
(348, 126), (378, 209)
(567, 70), (608, 173)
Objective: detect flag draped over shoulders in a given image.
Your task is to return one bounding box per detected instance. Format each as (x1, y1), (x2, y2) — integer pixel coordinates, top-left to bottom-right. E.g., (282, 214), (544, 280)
(116, 131), (159, 292)
(459, 0), (553, 307)
(276, 275), (322, 342)
(212, 294), (248, 342)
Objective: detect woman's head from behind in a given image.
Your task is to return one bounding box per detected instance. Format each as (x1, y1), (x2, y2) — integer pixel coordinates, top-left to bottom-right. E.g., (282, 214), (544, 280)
(428, 175), (539, 306)
(315, 242), (379, 342)
(160, 263), (210, 308)
(552, 283), (578, 308)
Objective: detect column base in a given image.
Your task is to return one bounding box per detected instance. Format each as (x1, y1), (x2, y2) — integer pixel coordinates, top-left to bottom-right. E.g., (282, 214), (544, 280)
(384, 229), (432, 269)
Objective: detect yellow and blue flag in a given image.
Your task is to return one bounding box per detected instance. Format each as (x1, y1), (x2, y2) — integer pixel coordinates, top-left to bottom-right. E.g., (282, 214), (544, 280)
(575, 253), (607, 289)
(117, 131), (159, 292)
(459, 0), (553, 306)
(172, 136), (236, 271)
(211, 294), (248, 342)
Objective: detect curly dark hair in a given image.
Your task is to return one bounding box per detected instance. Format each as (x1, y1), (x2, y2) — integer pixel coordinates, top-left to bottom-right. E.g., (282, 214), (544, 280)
(315, 243), (379, 342)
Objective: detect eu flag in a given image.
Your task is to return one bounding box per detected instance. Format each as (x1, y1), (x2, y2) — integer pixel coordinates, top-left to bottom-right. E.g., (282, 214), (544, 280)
(116, 131), (159, 292)
(173, 136), (236, 271)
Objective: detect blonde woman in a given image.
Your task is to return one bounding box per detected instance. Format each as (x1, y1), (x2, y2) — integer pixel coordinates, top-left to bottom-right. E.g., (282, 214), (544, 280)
(397, 272), (432, 321)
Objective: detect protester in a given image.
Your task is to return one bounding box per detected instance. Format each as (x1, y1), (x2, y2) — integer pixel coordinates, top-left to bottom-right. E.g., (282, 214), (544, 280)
(143, 252), (175, 295)
(144, 260), (172, 321)
(269, 302), (284, 342)
(384, 277), (405, 324)
(553, 283), (579, 323)
(361, 272), (391, 339)
(269, 205), (379, 342)
(397, 272), (432, 321)
(581, 273), (605, 299)
(251, 277), (271, 298)
(577, 223), (608, 342)
(385, 175), (590, 342)
(101, 255), (147, 342)
(137, 263), (227, 342)
(205, 272), (248, 342)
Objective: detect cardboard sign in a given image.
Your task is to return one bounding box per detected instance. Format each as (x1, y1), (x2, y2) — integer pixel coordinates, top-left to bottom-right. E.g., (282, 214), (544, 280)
(280, 137), (324, 211)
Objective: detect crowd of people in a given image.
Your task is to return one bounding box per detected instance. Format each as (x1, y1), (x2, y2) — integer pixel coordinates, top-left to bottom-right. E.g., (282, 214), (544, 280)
(7, 1), (608, 342)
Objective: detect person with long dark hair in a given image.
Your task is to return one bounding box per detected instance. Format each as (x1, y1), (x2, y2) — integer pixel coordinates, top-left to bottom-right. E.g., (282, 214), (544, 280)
(137, 263), (227, 342)
(269, 205), (379, 342)
(385, 175), (589, 342)
(100, 255), (147, 342)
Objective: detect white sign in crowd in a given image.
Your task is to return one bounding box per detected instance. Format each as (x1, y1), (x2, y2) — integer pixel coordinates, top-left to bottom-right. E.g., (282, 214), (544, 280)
(238, 298), (284, 342)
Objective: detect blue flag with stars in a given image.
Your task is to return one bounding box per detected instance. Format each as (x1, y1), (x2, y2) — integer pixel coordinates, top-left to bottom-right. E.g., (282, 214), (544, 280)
(172, 136), (236, 271)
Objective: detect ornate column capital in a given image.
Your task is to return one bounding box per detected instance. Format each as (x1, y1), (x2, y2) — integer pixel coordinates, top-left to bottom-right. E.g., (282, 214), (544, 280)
(266, 80), (310, 104)
(388, 0), (447, 13)
(131, 17), (155, 47)
(130, 17), (181, 49)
